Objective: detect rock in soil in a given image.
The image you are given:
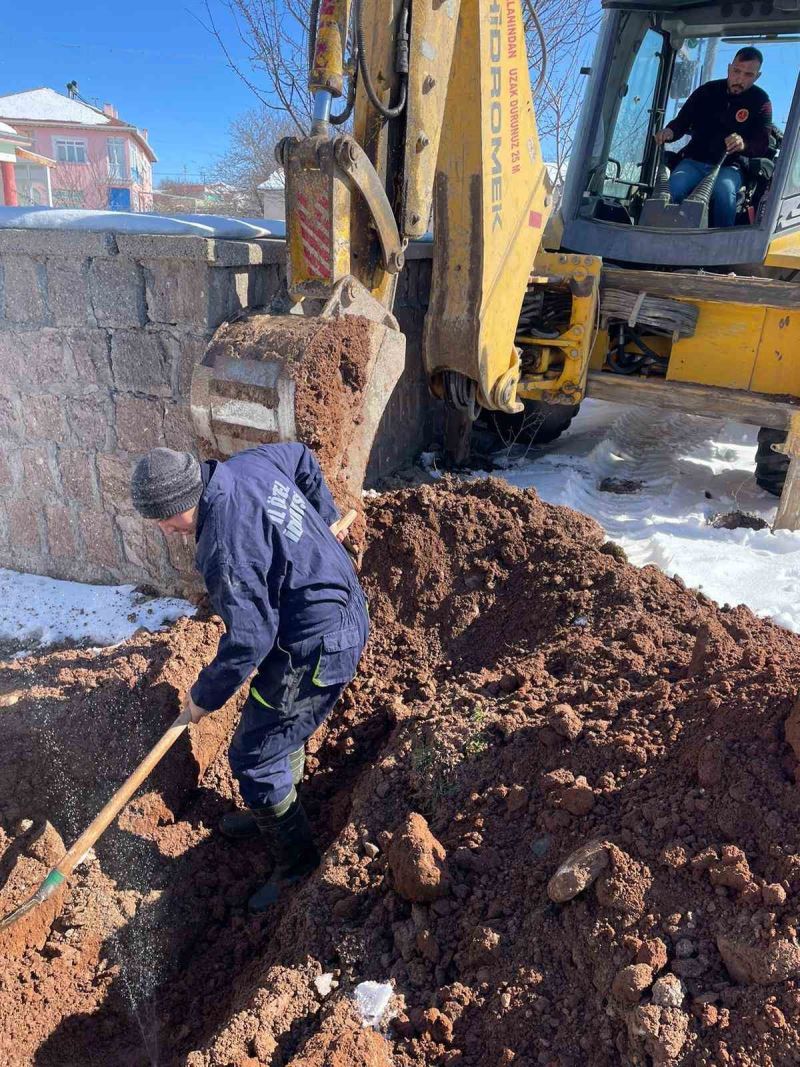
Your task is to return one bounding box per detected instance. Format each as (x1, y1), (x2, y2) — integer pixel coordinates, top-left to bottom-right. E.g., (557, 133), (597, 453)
(4, 476), (800, 1066)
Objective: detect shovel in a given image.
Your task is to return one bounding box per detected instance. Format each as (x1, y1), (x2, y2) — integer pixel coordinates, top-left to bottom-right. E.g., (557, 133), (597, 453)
(0, 708), (192, 934)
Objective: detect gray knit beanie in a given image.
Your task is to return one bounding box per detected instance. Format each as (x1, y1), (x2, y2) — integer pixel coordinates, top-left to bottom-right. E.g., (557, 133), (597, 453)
(131, 448), (203, 520)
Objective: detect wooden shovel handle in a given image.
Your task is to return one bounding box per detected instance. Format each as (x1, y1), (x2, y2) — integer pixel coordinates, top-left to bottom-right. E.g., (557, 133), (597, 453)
(55, 710), (191, 878)
(330, 509), (358, 539)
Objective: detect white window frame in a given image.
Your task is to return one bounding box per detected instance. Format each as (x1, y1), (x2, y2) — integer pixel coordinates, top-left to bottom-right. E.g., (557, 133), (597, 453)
(107, 137), (127, 180)
(53, 138), (88, 164)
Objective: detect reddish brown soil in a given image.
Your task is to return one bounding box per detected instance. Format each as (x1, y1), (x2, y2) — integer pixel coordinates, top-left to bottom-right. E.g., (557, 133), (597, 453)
(3, 477), (800, 1065)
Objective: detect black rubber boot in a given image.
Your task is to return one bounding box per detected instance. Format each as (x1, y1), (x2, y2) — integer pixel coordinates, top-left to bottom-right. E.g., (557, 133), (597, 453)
(219, 745), (306, 841)
(248, 791), (320, 913)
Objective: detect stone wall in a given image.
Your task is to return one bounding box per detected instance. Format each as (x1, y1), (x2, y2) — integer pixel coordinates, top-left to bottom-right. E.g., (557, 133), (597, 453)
(0, 228), (438, 594)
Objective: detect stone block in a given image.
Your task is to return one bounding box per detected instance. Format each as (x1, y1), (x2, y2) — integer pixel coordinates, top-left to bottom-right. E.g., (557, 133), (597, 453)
(110, 330), (178, 397)
(208, 268), (251, 328)
(116, 511), (166, 573)
(64, 329), (112, 392)
(6, 498), (42, 553)
(2, 257), (48, 325)
(114, 234), (212, 261)
(58, 449), (98, 507)
(173, 335), (208, 402)
(210, 238), (285, 267)
(21, 445), (57, 495)
(21, 394), (69, 443)
(88, 259), (145, 328)
(0, 230), (114, 258)
(46, 259), (91, 326)
(97, 451), (135, 510)
(115, 396), (164, 452)
(45, 504), (78, 559)
(77, 509), (122, 571)
(163, 403), (197, 452)
(144, 260), (210, 327)
(0, 393), (22, 440)
(0, 451), (15, 491)
(67, 397), (113, 449)
(0, 328), (73, 389)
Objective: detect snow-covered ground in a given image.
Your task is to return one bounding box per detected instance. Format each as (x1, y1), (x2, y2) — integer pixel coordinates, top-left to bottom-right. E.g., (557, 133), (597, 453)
(487, 399), (800, 633)
(0, 569), (194, 652)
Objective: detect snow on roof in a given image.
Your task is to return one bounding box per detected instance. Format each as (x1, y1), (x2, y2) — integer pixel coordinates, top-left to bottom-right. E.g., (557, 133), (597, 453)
(257, 169), (286, 191)
(0, 88), (157, 161)
(0, 121), (18, 136)
(0, 88), (112, 126)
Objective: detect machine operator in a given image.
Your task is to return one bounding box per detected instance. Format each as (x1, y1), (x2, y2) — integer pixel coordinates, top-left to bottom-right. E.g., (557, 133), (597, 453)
(654, 46), (772, 227)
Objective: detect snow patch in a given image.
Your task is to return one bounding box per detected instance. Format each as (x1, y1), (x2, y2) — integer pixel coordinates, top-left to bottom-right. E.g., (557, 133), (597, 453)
(0, 568), (194, 651)
(353, 980), (394, 1028)
(488, 400), (800, 633)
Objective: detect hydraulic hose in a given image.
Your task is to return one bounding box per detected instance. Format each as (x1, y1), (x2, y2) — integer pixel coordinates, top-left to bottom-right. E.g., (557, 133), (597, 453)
(355, 0), (408, 119)
(601, 289), (699, 339)
(308, 0), (321, 75)
(522, 0), (548, 99)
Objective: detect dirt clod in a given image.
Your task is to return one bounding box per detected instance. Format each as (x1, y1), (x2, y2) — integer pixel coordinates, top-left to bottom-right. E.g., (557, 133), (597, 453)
(386, 812), (449, 903)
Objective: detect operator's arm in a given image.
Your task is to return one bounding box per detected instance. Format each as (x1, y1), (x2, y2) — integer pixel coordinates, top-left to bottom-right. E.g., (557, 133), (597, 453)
(658, 84), (702, 142)
(190, 553), (279, 712)
(744, 96), (773, 157)
(262, 442), (341, 525)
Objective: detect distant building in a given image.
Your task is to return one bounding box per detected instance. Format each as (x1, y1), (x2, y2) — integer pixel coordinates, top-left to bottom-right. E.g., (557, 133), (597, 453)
(258, 169), (285, 220)
(0, 120), (58, 206)
(0, 88), (156, 212)
(151, 181), (247, 216)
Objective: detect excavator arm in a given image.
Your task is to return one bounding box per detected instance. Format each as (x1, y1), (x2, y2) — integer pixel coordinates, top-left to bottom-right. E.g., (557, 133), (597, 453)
(191, 0), (597, 482)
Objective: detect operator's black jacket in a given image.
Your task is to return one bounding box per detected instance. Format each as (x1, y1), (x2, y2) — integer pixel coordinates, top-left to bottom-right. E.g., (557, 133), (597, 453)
(666, 78), (773, 170)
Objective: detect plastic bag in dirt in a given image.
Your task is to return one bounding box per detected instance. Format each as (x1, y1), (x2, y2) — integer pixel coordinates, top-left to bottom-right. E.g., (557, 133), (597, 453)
(353, 981), (393, 1028)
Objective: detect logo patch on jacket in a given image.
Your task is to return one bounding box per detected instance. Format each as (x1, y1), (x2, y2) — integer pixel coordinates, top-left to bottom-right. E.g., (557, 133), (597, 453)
(735, 108), (749, 123)
(267, 479), (307, 543)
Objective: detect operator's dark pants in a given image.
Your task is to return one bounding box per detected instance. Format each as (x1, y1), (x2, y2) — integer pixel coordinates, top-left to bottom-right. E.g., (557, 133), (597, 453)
(228, 593), (369, 808)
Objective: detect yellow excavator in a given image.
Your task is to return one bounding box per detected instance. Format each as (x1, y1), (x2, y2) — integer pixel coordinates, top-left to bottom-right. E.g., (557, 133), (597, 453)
(189, 0), (800, 529)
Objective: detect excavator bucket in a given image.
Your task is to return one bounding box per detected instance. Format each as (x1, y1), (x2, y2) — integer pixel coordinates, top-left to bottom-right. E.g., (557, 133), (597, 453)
(190, 277), (406, 507)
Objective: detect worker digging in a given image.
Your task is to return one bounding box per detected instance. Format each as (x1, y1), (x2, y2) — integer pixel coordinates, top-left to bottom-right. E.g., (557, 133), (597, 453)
(130, 445), (369, 912)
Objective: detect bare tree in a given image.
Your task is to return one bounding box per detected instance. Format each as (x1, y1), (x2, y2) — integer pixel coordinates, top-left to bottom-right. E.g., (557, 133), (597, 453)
(206, 0), (599, 184)
(525, 0), (602, 190)
(209, 107), (293, 213)
(51, 158), (114, 210)
(204, 0), (314, 130)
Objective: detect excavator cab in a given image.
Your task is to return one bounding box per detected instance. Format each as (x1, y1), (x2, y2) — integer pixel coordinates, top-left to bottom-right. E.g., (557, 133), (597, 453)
(559, 0), (800, 268)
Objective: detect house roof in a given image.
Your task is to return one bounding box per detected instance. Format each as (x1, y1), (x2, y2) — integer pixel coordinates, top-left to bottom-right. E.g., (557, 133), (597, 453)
(257, 169), (285, 191)
(0, 120), (27, 145)
(0, 88), (157, 162)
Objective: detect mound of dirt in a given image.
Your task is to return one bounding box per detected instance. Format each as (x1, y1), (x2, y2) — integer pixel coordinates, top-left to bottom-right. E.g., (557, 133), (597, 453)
(4, 476), (800, 1065)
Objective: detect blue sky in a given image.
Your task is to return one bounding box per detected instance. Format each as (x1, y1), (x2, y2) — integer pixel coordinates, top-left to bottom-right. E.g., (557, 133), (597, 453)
(0, 0), (266, 181)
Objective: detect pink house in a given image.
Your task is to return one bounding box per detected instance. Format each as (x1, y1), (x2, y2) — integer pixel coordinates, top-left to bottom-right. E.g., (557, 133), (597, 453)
(0, 88), (156, 212)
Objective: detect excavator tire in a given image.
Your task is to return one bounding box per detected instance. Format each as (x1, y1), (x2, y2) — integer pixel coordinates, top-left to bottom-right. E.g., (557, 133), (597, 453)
(755, 427), (788, 497)
(487, 400), (580, 447)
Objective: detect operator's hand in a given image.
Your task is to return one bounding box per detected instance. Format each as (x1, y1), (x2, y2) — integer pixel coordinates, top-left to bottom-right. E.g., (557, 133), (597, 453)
(725, 133), (745, 154)
(654, 127), (674, 146)
(333, 527), (348, 543)
(183, 691), (211, 724)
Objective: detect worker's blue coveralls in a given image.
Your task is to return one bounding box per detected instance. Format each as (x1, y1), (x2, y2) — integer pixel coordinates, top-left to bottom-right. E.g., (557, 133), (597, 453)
(189, 445), (369, 809)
